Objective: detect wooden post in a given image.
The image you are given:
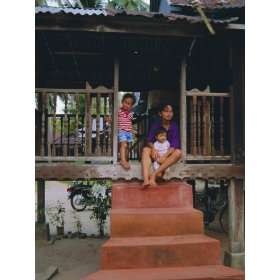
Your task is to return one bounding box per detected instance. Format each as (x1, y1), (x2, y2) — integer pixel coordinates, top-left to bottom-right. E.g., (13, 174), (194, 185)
(211, 96), (215, 155)
(63, 94), (68, 156)
(180, 56), (187, 160)
(229, 42), (236, 162)
(108, 94), (113, 156)
(85, 83), (92, 156)
(220, 97), (224, 155)
(40, 93), (47, 156)
(52, 94), (57, 156)
(74, 94), (80, 156)
(47, 108), (51, 157)
(113, 58), (119, 163)
(96, 93), (101, 156)
(202, 96), (211, 155)
(197, 99), (201, 154)
(230, 86), (236, 162)
(224, 178), (245, 269)
(37, 180), (46, 223)
(191, 96), (197, 155)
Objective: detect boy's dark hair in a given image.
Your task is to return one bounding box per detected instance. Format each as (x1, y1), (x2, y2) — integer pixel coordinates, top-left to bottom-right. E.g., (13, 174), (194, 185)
(122, 93), (136, 105)
(155, 128), (167, 137)
(158, 103), (173, 113)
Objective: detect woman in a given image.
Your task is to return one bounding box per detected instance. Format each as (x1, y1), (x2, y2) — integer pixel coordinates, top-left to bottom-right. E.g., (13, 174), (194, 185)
(142, 104), (182, 187)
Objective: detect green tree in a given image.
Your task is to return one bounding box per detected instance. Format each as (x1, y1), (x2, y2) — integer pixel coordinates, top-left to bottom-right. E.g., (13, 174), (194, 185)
(108, 0), (149, 11)
(35, 0), (149, 11)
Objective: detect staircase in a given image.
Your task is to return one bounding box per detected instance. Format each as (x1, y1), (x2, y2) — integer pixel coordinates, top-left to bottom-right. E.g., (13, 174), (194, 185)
(82, 182), (244, 280)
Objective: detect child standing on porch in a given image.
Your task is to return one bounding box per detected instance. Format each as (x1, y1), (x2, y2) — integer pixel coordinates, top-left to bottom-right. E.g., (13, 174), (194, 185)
(118, 93), (136, 170)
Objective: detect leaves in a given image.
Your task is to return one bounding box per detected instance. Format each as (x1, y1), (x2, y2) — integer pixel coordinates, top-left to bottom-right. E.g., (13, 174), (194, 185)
(88, 181), (112, 236)
(46, 200), (65, 227)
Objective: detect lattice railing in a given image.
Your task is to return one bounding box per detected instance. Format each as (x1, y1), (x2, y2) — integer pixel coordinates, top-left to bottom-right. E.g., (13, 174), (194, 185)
(35, 87), (114, 162)
(186, 91), (231, 161)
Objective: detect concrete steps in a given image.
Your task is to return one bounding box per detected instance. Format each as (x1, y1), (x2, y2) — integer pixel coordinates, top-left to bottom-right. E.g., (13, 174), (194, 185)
(112, 182), (193, 209)
(82, 265), (244, 280)
(82, 182), (244, 280)
(111, 207), (203, 237)
(101, 234), (221, 269)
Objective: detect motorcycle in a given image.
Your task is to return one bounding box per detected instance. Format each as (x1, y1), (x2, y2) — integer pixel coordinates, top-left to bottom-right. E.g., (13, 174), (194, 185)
(67, 181), (94, 211)
(67, 181), (112, 212)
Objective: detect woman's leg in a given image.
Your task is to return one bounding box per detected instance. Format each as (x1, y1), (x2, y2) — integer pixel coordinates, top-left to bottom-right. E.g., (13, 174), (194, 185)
(149, 149), (182, 186)
(120, 141), (130, 169)
(141, 147), (152, 186)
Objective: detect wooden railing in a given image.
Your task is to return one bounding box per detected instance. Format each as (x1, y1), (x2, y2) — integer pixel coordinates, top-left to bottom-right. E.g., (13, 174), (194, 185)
(186, 91), (231, 161)
(35, 88), (232, 163)
(35, 87), (114, 162)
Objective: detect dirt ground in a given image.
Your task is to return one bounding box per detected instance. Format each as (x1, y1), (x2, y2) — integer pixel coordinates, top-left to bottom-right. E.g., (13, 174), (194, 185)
(35, 229), (228, 280)
(36, 237), (108, 280)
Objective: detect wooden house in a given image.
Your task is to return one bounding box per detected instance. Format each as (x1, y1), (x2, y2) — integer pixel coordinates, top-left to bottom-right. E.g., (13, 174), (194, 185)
(35, 0), (245, 268)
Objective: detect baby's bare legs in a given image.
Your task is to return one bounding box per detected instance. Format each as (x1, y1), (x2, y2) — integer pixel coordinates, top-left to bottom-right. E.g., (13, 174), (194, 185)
(120, 142), (130, 170)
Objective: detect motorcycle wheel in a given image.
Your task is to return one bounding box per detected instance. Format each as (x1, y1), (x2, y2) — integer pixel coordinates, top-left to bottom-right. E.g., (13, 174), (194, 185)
(71, 193), (87, 211)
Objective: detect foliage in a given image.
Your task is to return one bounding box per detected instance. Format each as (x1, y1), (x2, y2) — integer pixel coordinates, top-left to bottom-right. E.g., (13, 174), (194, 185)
(88, 181), (112, 236)
(35, 0), (149, 11)
(46, 200), (65, 227)
(72, 211), (83, 233)
(78, 0), (102, 8)
(108, 0), (149, 11)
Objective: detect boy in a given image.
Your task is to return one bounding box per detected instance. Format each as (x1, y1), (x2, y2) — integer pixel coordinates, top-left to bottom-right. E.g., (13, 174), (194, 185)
(152, 128), (170, 171)
(118, 93), (136, 170)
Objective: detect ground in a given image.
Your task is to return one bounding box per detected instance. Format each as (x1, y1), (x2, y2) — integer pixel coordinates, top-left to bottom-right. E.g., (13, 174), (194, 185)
(36, 238), (107, 280)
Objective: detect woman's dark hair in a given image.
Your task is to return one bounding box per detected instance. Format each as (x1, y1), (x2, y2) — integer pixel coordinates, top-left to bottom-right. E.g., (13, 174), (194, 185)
(155, 128), (167, 137)
(122, 93), (136, 105)
(158, 103), (173, 113)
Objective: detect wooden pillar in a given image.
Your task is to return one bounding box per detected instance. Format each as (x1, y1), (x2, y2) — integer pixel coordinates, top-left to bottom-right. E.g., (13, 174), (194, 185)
(210, 96), (215, 155)
(108, 94), (113, 156)
(229, 42), (236, 162)
(85, 83), (92, 156)
(52, 94), (57, 156)
(113, 58), (119, 163)
(74, 94), (80, 156)
(37, 180), (46, 224)
(220, 97), (224, 155)
(96, 93), (101, 156)
(229, 86), (236, 162)
(191, 96), (197, 156)
(224, 178), (245, 269)
(63, 94), (68, 156)
(40, 93), (47, 156)
(202, 96), (211, 155)
(180, 56), (187, 160)
(197, 99), (202, 154)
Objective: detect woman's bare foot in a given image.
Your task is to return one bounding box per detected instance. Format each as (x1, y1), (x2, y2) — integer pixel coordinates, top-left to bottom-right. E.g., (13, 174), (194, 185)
(120, 160), (131, 170)
(142, 182), (150, 189)
(149, 174), (158, 187)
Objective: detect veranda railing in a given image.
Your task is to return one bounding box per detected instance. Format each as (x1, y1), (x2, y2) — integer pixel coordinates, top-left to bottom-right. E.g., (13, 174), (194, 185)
(185, 91), (231, 161)
(35, 87), (114, 162)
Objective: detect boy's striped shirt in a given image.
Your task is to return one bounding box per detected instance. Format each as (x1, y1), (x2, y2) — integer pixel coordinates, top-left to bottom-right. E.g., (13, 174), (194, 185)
(118, 108), (133, 131)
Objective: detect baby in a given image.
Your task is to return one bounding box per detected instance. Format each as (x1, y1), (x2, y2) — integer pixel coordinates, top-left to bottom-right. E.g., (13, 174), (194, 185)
(118, 93), (136, 170)
(152, 128), (170, 171)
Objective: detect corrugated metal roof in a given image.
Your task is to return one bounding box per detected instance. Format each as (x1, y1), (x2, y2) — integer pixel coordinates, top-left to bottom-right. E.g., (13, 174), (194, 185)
(169, 0), (245, 9)
(35, 6), (239, 24)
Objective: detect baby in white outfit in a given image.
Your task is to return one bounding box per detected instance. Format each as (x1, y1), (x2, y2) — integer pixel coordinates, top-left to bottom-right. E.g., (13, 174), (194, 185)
(153, 129), (170, 171)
